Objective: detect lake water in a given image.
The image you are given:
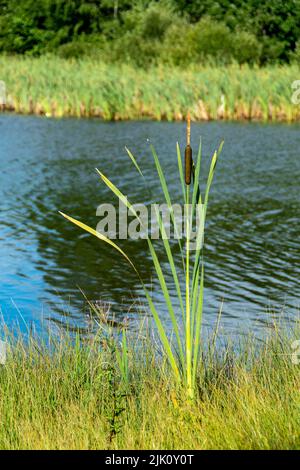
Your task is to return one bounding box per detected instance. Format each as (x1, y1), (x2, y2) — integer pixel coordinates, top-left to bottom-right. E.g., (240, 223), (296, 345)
(0, 115), (299, 337)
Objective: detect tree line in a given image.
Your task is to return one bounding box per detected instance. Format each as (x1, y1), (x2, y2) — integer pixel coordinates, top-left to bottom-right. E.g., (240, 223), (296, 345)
(0, 0), (300, 66)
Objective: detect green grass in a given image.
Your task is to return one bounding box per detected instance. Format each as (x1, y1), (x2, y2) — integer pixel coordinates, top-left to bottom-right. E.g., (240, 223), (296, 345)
(0, 56), (300, 121)
(0, 324), (299, 450)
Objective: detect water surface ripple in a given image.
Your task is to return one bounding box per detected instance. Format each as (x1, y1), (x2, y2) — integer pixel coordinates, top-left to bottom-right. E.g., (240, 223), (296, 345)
(0, 116), (299, 336)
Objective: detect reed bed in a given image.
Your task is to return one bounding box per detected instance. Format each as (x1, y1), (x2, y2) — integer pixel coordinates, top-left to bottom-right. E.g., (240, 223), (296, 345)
(0, 323), (299, 450)
(0, 56), (300, 121)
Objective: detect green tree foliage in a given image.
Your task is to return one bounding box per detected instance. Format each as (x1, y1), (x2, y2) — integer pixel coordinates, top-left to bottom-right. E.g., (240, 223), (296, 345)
(173, 0), (300, 63)
(0, 0), (300, 65)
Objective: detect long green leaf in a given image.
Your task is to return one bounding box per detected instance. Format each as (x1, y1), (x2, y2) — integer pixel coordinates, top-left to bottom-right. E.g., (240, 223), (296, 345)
(191, 141), (223, 291)
(203, 141), (224, 213)
(60, 211), (180, 381)
(144, 288), (180, 381)
(59, 212), (139, 275)
(192, 264), (204, 385)
(125, 146), (144, 177)
(147, 237), (184, 369)
(176, 142), (186, 204)
(96, 169), (139, 218)
(150, 144), (184, 259)
(154, 205), (185, 321)
(191, 138), (202, 214)
(93, 170), (183, 378)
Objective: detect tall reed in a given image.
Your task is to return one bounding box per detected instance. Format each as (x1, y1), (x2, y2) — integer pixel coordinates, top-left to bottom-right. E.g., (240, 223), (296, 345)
(60, 120), (223, 398)
(1, 56), (299, 121)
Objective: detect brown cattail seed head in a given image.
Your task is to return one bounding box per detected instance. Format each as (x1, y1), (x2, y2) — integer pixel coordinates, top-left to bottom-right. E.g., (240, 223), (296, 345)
(185, 145), (192, 185)
(185, 111), (192, 185)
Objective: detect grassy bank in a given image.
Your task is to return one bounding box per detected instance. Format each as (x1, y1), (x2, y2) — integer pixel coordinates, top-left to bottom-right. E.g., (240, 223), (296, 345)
(0, 56), (300, 121)
(0, 325), (299, 450)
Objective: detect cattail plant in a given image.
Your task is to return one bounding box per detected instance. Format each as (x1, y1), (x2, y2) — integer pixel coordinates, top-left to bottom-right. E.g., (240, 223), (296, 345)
(60, 118), (223, 399)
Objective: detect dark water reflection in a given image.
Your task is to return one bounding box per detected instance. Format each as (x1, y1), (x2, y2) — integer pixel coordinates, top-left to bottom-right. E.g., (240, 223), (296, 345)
(0, 115), (299, 336)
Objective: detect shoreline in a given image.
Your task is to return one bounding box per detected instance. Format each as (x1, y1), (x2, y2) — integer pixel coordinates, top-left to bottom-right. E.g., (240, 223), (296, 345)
(1, 107), (300, 122)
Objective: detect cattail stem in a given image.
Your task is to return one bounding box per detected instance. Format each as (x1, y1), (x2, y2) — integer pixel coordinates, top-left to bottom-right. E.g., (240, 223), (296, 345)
(186, 111), (191, 147)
